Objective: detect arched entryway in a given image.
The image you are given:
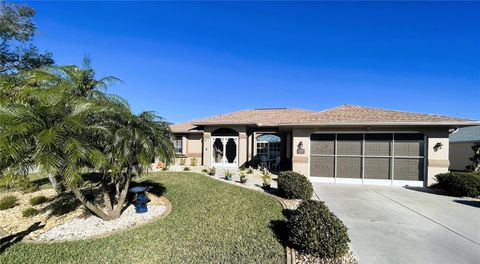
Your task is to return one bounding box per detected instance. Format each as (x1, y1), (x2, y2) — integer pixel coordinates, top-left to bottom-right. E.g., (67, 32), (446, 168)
(211, 128), (239, 167)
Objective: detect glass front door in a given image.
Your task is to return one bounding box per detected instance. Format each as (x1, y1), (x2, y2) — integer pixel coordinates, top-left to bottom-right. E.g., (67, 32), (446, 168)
(211, 136), (238, 167)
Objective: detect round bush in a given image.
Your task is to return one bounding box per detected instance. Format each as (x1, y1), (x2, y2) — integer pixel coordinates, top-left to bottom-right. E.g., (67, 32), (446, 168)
(287, 200), (350, 259)
(22, 207), (39, 217)
(0, 195), (17, 210)
(278, 171), (313, 200)
(435, 172), (480, 197)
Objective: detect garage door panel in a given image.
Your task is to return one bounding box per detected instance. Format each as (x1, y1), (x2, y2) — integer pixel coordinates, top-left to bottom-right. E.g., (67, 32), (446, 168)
(365, 134), (392, 156)
(394, 158), (423, 181)
(310, 134), (335, 155)
(337, 134), (362, 155)
(364, 158), (391, 179)
(337, 157), (362, 178)
(310, 156), (334, 177)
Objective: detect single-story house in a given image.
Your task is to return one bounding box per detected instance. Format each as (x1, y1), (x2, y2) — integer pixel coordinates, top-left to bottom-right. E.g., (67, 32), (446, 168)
(449, 126), (480, 171)
(170, 105), (479, 187)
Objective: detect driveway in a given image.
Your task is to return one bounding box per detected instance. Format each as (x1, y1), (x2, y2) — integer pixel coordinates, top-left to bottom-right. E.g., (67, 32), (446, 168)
(313, 183), (480, 264)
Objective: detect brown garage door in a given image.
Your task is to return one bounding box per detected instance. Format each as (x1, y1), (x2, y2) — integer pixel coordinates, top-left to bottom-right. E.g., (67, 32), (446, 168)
(309, 133), (424, 183)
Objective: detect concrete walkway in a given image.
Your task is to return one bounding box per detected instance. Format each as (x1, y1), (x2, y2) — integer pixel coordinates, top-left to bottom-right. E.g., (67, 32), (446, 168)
(313, 183), (480, 264)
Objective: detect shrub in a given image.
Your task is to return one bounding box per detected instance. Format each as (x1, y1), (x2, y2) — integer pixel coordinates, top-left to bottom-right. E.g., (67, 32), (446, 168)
(190, 157), (197, 167)
(183, 166), (191, 171)
(22, 207), (39, 217)
(246, 167), (253, 174)
(201, 168), (208, 173)
(224, 170), (233, 180)
(0, 195), (17, 210)
(207, 167), (216, 176)
(261, 170), (272, 189)
(30, 195), (49, 206)
(179, 158), (186, 166)
(287, 200), (350, 259)
(240, 171), (247, 184)
(435, 172), (480, 197)
(278, 171), (313, 200)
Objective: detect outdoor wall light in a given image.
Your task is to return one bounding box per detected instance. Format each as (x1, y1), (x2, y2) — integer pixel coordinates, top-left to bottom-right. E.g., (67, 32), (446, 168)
(433, 142), (443, 152)
(297, 141), (305, 154)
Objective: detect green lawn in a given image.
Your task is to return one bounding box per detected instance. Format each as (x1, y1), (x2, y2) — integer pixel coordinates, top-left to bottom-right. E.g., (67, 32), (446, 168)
(0, 172), (286, 264)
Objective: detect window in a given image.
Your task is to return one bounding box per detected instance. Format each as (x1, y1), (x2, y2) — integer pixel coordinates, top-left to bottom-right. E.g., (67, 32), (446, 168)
(256, 134), (281, 161)
(310, 133), (424, 182)
(174, 136), (183, 155)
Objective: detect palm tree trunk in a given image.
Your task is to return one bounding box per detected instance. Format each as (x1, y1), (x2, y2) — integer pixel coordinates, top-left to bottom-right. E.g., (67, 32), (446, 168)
(48, 173), (65, 194)
(112, 177), (131, 219)
(102, 182), (113, 214)
(72, 188), (112, 221)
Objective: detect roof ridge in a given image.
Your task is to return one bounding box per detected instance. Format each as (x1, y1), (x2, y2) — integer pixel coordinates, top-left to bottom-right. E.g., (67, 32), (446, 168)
(343, 105), (474, 121)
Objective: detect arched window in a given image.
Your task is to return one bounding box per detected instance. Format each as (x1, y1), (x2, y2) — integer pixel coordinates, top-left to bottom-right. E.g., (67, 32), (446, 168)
(256, 134), (281, 162)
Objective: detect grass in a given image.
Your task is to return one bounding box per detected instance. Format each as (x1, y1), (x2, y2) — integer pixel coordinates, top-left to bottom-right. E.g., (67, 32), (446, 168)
(0, 172), (51, 192)
(29, 195), (49, 206)
(22, 207), (39, 217)
(0, 172), (286, 263)
(0, 195), (17, 210)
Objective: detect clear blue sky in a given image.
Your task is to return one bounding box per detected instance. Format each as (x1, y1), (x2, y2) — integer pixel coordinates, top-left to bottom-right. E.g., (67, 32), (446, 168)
(25, 1), (479, 123)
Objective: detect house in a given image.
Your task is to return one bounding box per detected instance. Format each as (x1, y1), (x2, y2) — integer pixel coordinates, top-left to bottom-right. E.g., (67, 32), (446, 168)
(170, 105), (479, 187)
(449, 126), (480, 171)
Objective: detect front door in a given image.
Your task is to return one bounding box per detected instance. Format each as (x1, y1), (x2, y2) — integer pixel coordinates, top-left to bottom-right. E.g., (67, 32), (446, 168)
(211, 136), (238, 167)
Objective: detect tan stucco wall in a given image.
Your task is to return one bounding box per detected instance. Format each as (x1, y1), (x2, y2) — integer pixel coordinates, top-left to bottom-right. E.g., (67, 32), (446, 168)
(172, 134), (204, 166)
(291, 129), (312, 176)
(449, 141), (476, 171)
(424, 130), (450, 186)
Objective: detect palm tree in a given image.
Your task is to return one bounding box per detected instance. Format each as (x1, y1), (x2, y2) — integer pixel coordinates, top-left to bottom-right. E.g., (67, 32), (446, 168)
(0, 63), (175, 220)
(0, 58), (125, 193)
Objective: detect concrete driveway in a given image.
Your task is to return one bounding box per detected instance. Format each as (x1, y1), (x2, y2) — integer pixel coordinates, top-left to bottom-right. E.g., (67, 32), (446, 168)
(313, 183), (480, 264)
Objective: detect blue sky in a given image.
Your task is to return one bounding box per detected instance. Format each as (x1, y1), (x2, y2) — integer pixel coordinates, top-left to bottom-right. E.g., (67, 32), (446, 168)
(25, 1), (479, 123)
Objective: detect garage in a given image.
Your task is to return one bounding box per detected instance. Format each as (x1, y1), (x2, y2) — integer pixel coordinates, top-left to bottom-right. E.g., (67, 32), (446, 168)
(309, 133), (425, 186)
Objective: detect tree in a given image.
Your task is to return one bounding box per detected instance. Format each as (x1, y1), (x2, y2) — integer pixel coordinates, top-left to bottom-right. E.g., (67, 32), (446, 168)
(0, 1), (53, 74)
(0, 64), (175, 220)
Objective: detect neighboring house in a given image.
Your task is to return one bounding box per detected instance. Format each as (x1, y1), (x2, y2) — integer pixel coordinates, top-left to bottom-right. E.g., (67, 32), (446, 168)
(449, 126), (480, 171)
(170, 105), (479, 187)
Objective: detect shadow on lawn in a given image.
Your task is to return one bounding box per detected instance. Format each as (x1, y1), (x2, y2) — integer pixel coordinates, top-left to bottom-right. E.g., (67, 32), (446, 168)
(270, 208), (295, 248)
(0, 222), (45, 253)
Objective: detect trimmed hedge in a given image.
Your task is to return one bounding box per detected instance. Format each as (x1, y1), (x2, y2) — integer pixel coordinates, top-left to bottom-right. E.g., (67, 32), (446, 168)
(287, 200), (350, 259)
(278, 171), (313, 200)
(435, 172), (480, 197)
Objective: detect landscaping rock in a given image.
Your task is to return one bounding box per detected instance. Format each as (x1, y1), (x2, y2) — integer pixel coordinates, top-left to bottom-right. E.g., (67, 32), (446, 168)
(36, 204), (166, 241)
(297, 251), (357, 264)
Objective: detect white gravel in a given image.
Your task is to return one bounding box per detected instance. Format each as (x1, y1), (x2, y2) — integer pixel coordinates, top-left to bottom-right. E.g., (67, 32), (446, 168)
(36, 204), (166, 241)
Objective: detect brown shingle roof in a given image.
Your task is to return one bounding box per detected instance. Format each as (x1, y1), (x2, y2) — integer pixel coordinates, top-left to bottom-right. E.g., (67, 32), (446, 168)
(170, 105), (478, 132)
(281, 105), (476, 125)
(191, 108), (315, 126)
(170, 121), (201, 133)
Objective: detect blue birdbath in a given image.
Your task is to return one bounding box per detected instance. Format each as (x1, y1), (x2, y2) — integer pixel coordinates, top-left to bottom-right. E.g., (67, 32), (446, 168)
(128, 186), (149, 213)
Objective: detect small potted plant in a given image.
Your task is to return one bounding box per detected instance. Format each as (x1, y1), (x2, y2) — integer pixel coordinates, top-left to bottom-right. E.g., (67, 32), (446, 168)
(240, 171), (248, 184)
(208, 166), (216, 176)
(261, 168), (271, 189)
(246, 167), (253, 174)
(224, 170), (233, 181)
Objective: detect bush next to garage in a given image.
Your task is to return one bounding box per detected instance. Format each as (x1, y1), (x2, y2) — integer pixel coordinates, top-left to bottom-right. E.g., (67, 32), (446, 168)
(277, 171), (313, 200)
(435, 172), (480, 197)
(287, 200), (350, 259)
